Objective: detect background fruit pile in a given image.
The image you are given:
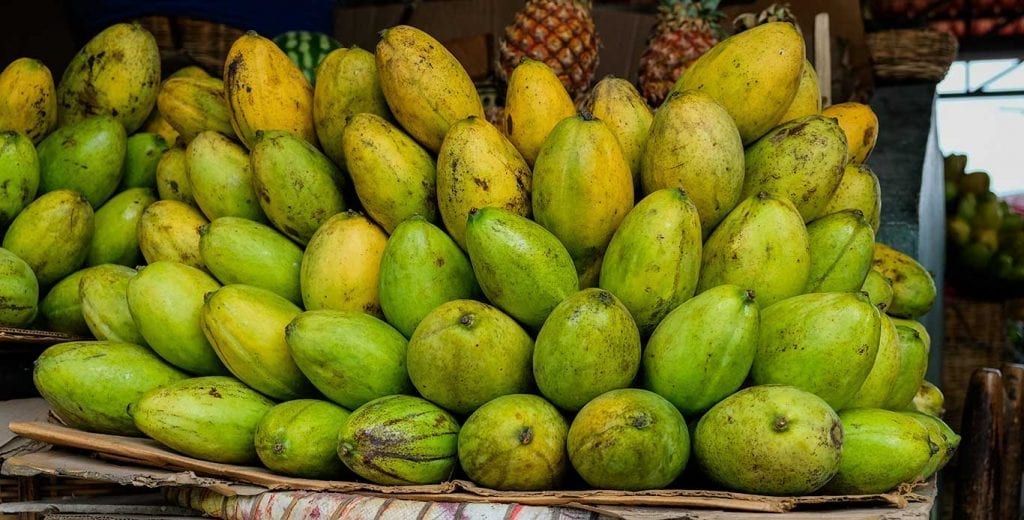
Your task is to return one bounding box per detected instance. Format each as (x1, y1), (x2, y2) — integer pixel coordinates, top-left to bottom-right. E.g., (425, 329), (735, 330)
(1, 14), (957, 497)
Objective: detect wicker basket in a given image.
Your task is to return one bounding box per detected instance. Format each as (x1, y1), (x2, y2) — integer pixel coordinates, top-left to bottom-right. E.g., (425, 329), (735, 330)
(866, 29), (958, 82)
(135, 15), (245, 77)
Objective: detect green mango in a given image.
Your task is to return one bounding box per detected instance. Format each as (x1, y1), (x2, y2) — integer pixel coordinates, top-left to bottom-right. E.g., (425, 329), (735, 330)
(861, 270), (894, 313)
(752, 292), (881, 409)
(884, 324), (930, 410)
(458, 394), (568, 491)
(824, 408), (934, 494)
(254, 399), (351, 479)
(0, 131), (40, 230)
(567, 388), (689, 490)
(37, 115), (126, 208)
(130, 376), (274, 464)
(534, 289), (640, 412)
(285, 309), (412, 410)
(155, 147), (194, 205)
(79, 264), (144, 344)
(126, 261), (226, 375)
(465, 207), (578, 330)
(338, 395), (460, 485)
(0, 247), (38, 327)
(39, 268), (93, 335)
(136, 200), (207, 270)
(199, 217), (302, 305)
(33, 341), (187, 435)
(87, 187), (156, 267)
(201, 284), (313, 400)
(250, 130), (346, 244)
(697, 193), (810, 308)
(598, 188), (702, 335)
(821, 164), (882, 232)
(805, 210), (875, 293)
(408, 299), (533, 414)
(846, 314), (902, 409)
(906, 411), (959, 479)
(872, 243), (936, 319)
(909, 381), (945, 417)
(891, 317), (931, 351)
(643, 285), (759, 416)
(741, 116), (848, 222)
(186, 131), (266, 222)
(3, 190), (94, 286)
(120, 132), (168, 190)
(694, 385), (842, 495)
(378, 217), (479, 338)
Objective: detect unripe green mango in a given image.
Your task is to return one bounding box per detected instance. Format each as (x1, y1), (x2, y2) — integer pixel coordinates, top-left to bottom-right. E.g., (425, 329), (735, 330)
(909, 381), (945, 417)
(905, 411), (959, 478)
(254, 399), (351, 479)
(0, 247), (38, 326)
(408, 300), (533, 414)
(120, 132), (167, 190)
(131, 376), (274, 464)
(39, 268), (93, 335)
(79, 264), (144, 344)
(37, 115), (126, 208)
(137, 200), (207, 269)
(824, 408), (934, 494)
(884, 324), (930, 410)
(201, 284), (313, 400)
(199, 217), (302, 305)
(599, 189), (702, 335)
(805, 210), (875, 293)
(186, 131), (266, 223)
(698, 193), (810, 308)
(891, 317), (931, 350)
(300, 212), (387, 315)
(285, 309), (412, 410)
(343, 113), (437, 233)
(250, 130), (346, 244)
(33, 341), (187, 435)
(742, 116), (848, 222)
(378, 217), (480, 337)
(640, 90), (744, 235)
(3, 189), (94, 286)
(534, 289), (640, 412)
(465, 207), (578, 330)
(0, 131), (40, 230)
(822, 164), (882, 232)
(861, 270), (894, 312)
(126, 261), (226, 375)
(87, 187), (156, 267)
(155, 147), (194, 205)
(533, 115), (634, 282)
(753, 292), (881, 409)
(579, 77), (653, 190)
(872, 243), (936, 319)
(643, 285), (758, 416)
(846, 315), (902, 409)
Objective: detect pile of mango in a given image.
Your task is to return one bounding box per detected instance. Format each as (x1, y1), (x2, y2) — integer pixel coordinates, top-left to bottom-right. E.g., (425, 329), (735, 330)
(2, 21), (958, 496)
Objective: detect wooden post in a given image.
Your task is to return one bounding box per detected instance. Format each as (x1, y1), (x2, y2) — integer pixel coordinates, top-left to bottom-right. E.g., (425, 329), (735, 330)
(955, 367), (1004, 520)
(814, 12), (831, 107)
(1001, 363), (1024, 520)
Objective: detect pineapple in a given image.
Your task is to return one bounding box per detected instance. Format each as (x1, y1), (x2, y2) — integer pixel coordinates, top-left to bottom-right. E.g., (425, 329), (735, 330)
(497, 0), (600, 98)
(733, 3), (801, 34)
(637, 0), (723, 107)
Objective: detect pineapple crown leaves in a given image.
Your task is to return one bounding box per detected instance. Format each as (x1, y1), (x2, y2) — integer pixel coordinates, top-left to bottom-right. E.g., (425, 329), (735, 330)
(733, 3), (801, 35)
(657, 0), (725, 37)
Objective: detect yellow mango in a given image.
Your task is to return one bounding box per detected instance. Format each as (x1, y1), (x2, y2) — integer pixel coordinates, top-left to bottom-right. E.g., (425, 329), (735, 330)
(300, 212), (387, 316)
(579, 77), (653, 190)
(313, 46), (391, 169)
(822, 164), (882, 232)
(142, 108), (179, 147)
(778, 60), (821, 124)
(822, 102), (879, 165)
(137, 200), (208, 270)
(157, 76), (235, 143)
(504, 59), (576, 166)
(0, 58), (57, 143)
(155, 147), (195, 206)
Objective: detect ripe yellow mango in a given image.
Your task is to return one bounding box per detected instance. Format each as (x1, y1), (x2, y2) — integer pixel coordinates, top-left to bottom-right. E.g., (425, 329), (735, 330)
(871, 243), (936, 319)
(778, 60), (821, 124)
(580, 77), (653, 190)
(3, 190), (93, 286)
(300, 212), (387, 316)
(155, 147), (195, 206)
(137, 200), (207, 270)
(157, 76), (235, 143)
(823, 102), (879, 165)
(504, 59), (576, 165)
(313, 46), (391, 169)
(822, 164), (882, 231)
(0, 58), (57, 143)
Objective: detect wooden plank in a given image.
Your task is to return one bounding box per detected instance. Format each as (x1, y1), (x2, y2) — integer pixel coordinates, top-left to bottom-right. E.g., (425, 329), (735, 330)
(955, 367), (1004, 519)
(1001, 363), (1024, 520)
(814, 12), (832, 107)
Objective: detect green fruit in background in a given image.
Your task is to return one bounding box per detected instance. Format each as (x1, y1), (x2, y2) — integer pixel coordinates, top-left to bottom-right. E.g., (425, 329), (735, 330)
(33, 341), (187, 435)
(694, 385), (842, 495)
(906, 411), (959, 479)
(136, 200), (207, 270)
(804, 210), (875, 293)
(201, 284), (313, 400)
(0, 131), (40, 230)
(642, 285), (759, 416)
(37, 115), (126, 208)
(0, 247), (38, 327)
(466, 207), (578, 330)
(821, 164), (882, 232)
(199, 217), (302, 305)
(337, 395), (460, 485)
(698, 193), (810, 308)
(130, 376), (274, 464)
(120, 132), (168, 190)
(378, 217), (480, 338)
(285, 310), (412, 410)
(408, 299), (533, 414)
(87, 187), (156, 267)
(273, 30), (341, 85)
(79, 264), (144, 344)
(126, 261), (226, 375)
(187, 131), (266, 223)
(960, 240), (995, 271)
(598, 188), (702, 335)
(567, 388), (689, 490)
(955, 192), (978, 222)
(861, 270), (894, 312)
(300, 212), (387, 316)
(961, 171), (991, 195)
(883, 324), (930, 410)
(254, 399), (350, 479)
(871, 243), (936, 319)
(458, 394), (569, 491)
(3, 189), (94, 286)
(39, 269), (93, 336)
(753, 292), (881, 410)
(909, 381), (945, 417)
(824, 408), (934, 494)
(845, 315), (901, 409)
(155, 147), (194, 206)
(531, 289), (637, 412)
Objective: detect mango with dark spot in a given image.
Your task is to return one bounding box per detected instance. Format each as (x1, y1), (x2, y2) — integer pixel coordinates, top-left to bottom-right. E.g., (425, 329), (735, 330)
(0, 247), (38, 326)
(578, 77), (653, 190)
(130, 376), (273, 464)
(694, 385), (841, 495)
(39, 268), (94, 335)
(33, 341), (187, 436)
(861, 269), (894, 312)
(157, 76), (235, 143)
(777, 60), (821, 125)
(568, 388), (689, 490)
(57, 23), (160, 133)
(823, 408), (932, 494)
(883, 323), (929, 411)
(822, 102), (879, 165)
(337, 395), (459, 485)
(870, 243), (936, 319)
(37, 115), (126, 208)
(87, 187), (156, 267)
(119, 133), (167, 190)
(136, 200), (207, 270)
(408, 299), (533, 414)
(822, 164), (882, 232)
(0, 58), (57, 144)
(314, 46), (391, 169)
(254, 399), (351, 479)
(905, 411), (958, 479)
(503, 59), (575, 166)
(804, 209), (875, 293)
(0, 131), (40, 230)
(199, 217), (301, 304)
(300, 212), (386, 315)
(79, 264), (145, 345)
(155, 147), (195, 206)
(186, 131), (265, 223)
(845, 315), (902, 409)
(908, 380), (944, 417)
(752, 292), (881, 409)
(3, 189), (94, 286)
